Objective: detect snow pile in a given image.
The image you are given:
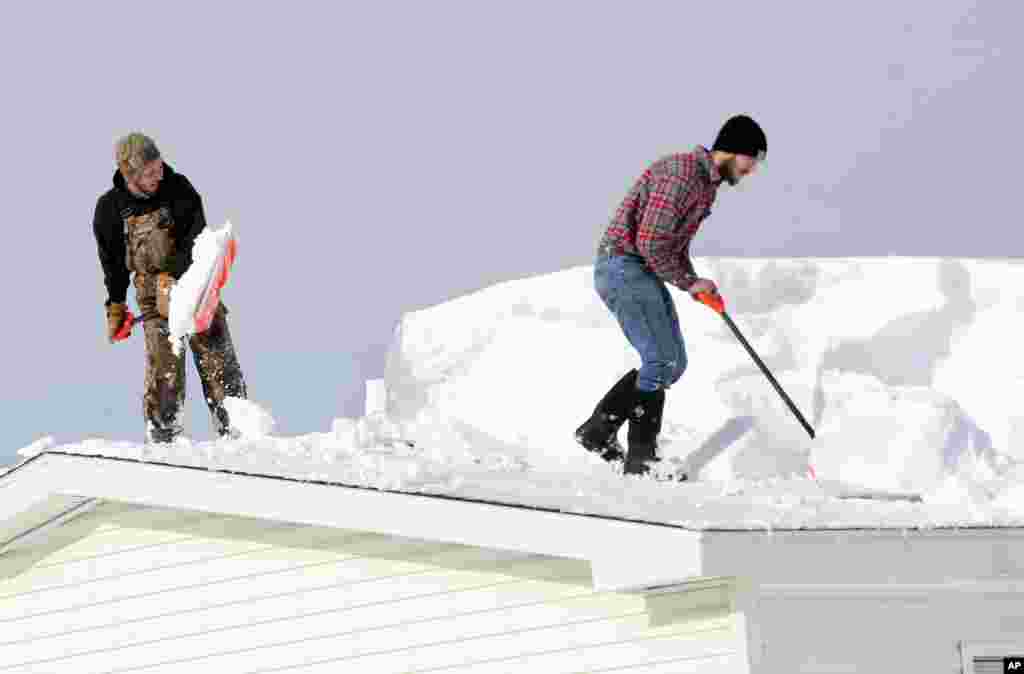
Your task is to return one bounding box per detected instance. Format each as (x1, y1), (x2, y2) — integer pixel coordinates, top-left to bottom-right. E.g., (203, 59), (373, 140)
(384, 258), (1019, 491)
(223, 397), (276, 439)
(15, 256), (1024, 530)
(167, 220), (235, 354)
(810, 372), (995, 495)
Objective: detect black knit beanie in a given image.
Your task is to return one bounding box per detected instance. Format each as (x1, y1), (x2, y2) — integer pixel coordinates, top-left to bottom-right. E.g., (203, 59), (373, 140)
(712, 115), (767, 160)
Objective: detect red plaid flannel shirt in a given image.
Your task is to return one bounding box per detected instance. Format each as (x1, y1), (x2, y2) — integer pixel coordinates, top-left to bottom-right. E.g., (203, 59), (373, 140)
(597, 146), (721, 291)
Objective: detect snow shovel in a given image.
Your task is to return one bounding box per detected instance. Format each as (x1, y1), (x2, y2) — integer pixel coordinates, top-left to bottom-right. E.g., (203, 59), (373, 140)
(111, 236), (238, 342)
(193, 235), (238, 334)
(695, 291), (816, 439)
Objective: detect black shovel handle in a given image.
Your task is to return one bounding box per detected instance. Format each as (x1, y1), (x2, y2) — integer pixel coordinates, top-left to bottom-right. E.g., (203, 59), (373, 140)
(695, 292), (816, 439)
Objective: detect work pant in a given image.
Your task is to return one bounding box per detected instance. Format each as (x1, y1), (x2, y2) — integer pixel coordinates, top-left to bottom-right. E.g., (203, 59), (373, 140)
(141, 303), (247, 442)
(593, 252), (687, 392)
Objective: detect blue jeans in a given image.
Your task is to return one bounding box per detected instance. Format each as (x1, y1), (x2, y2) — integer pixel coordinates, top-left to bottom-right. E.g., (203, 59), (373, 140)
(594, 253), (687, 392)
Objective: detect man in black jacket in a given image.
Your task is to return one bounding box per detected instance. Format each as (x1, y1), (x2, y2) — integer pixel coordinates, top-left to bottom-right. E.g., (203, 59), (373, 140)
(94, 132), (246, 442)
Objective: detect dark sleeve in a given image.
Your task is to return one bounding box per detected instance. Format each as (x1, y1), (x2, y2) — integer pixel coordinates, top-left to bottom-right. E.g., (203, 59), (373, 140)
(93, 194), (130, 305)
(170, 175), (208, 278)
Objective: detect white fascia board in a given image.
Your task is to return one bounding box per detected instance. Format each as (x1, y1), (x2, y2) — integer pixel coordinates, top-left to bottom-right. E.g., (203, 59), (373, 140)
(699, 527), (1024, 586)
(0, 495), (97, 555)
(759, 579), (1024, 600)
(0, 461), (76, 549)
(0, 453), (704, 590)
(10, 453), (1024, 592)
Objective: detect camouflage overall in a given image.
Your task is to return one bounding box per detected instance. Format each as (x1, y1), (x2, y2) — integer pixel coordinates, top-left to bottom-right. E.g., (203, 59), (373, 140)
(123, 205), (247, 442)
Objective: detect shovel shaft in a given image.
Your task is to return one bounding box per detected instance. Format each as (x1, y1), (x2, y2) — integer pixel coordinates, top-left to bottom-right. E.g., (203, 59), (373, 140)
(720, 310), (816, 439)
(694, 291), (815, 439)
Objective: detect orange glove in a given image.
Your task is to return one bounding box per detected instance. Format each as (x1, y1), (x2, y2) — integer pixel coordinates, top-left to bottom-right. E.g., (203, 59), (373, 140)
(106, 303), (128, 343)
(687, 278), (720, 299)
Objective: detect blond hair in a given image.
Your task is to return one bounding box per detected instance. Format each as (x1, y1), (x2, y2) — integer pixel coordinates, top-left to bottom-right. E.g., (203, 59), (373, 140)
(115, 132), (161, 177)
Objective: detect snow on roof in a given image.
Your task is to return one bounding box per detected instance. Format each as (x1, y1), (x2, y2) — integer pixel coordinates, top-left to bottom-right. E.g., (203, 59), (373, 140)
(13, 256), (1024, 531)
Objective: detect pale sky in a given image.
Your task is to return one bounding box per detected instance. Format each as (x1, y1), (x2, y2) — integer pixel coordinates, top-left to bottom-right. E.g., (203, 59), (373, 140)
(0, 1), (1019, 463)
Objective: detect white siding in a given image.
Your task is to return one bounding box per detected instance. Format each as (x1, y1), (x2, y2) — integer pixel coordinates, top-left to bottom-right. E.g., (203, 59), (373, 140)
(0, 501), (745, 674)
(753, 585), (1024, 673)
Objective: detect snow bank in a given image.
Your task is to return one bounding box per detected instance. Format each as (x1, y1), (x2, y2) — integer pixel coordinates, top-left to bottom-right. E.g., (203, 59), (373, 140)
(382, 257), (1024, 513)
(16, 256), (1024, 530)
(386, 258), (1017, 482)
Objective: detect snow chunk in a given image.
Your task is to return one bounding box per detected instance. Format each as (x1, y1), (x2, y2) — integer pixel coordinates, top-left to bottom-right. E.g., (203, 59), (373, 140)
(810, 371), (988, 494)
(168, 220), (235, 354)
(17, 436), (55, 458)
(224, 397), (276, 439)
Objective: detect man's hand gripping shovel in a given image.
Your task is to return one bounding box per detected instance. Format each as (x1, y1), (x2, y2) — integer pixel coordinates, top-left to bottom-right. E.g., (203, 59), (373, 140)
(111, 312), (144, 342)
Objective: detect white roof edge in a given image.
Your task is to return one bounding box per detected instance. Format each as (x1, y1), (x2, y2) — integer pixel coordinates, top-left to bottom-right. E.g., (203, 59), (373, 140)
(5, 452), (1024, 592)
(0, 452), (706, 591)
(0, 496), (98, 555)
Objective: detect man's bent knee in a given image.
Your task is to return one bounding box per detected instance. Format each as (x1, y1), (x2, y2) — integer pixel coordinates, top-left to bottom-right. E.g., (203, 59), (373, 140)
(638, 362), (675, 391)
(669, 356), (688, 385)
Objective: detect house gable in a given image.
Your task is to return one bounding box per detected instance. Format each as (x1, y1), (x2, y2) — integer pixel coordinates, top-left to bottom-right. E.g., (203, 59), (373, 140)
(0, 494), (745, 672)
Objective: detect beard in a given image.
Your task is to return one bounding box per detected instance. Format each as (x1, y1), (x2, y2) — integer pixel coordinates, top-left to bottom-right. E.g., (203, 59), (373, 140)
(135, 180), (160, 197)
(720, 158), (740, 186)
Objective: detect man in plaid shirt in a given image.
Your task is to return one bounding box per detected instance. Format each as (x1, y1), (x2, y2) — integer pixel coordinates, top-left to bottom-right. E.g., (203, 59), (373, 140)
(576, 115), (767, 478)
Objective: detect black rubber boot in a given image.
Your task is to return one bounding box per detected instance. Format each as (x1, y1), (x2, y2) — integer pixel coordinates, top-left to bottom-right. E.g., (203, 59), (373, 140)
(624, 388), (666, 475)
(574, 369), (638, 461)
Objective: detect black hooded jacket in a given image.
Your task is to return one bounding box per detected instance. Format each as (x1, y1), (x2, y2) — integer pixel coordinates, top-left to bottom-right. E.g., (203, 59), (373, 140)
(92, 164), (208, 305)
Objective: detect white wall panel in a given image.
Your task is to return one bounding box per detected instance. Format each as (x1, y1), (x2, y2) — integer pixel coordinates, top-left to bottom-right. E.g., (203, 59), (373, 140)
(0, 503), (743, 674)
